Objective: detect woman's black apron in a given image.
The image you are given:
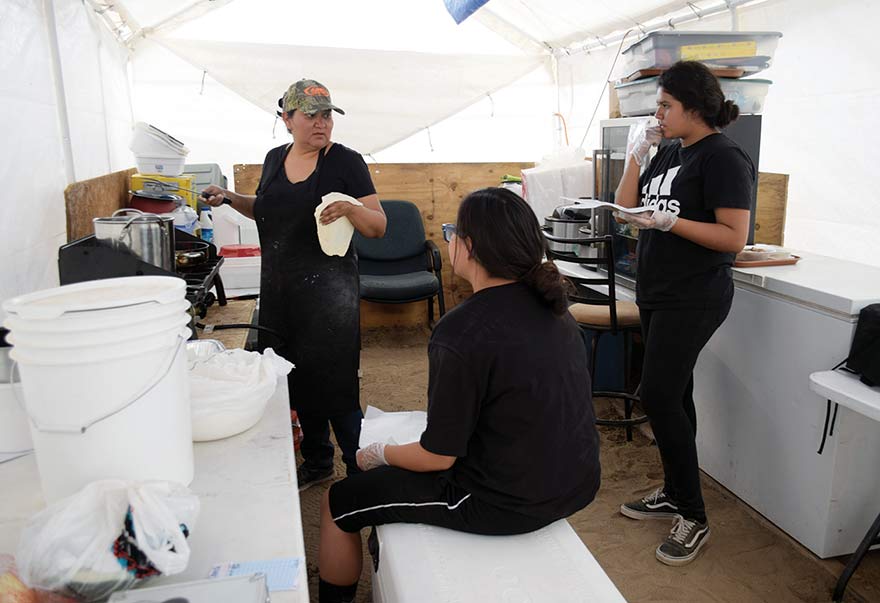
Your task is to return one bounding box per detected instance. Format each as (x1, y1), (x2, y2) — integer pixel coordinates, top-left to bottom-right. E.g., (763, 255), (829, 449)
(253, 144), (360, 417)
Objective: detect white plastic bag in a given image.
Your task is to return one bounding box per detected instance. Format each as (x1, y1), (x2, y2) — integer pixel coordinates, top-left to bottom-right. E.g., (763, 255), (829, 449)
(521, 146), (593, 222)
(16, 480), (199, 602)
(188, 347), (294, 441)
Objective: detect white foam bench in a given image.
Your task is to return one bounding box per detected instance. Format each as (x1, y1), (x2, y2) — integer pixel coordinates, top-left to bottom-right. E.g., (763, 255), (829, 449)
(360, 407), (627, 603)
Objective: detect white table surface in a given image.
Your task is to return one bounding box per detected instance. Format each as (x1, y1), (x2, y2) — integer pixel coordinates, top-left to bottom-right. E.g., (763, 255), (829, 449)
(810, 369), (880, 424)
(731, 252), (880, 316)
(0, 379), (309, 602)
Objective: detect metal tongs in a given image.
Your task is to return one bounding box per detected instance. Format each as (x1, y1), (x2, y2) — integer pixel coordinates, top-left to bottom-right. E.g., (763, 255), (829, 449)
(140, 177), (232, 205)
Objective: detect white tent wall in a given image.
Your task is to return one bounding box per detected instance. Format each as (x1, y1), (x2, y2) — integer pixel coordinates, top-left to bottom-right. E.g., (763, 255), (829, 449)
(129, 39), (280, 186)
(0, 0), (131, 320)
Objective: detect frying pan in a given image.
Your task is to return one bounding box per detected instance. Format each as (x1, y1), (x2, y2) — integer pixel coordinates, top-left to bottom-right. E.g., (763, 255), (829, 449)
(175, 240), (210, 268)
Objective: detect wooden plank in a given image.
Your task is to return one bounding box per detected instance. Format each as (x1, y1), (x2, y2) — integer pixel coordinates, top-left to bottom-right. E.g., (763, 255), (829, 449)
(608, 84), (622, 119)
(233, 162), (533, 328)
(233, 163), (261, 196)
(754, 172), (789, 246)
(200, 298), (256, 350)
(64, 167), (136, 241)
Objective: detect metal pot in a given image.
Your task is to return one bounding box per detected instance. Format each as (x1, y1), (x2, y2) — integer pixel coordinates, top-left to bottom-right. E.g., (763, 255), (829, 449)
(543, 215), (592, 254)
(93, 209), (175, 272)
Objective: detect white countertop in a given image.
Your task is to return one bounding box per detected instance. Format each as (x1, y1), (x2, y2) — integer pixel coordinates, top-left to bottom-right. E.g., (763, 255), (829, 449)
(0, 379), (309, 602)
(732, 252), (880, 317)
(558, 251), (880, 318)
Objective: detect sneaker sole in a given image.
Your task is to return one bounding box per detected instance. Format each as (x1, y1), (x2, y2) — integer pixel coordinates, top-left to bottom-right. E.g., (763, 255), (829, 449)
(655, 530), (711, 566)
(620, 505), (680, 521)
(298, 473), (335, 492)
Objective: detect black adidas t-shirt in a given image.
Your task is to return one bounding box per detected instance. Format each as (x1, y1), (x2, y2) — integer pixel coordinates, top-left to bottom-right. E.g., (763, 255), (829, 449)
(419, 282), (601, 521)
(636, 133), (755, 309)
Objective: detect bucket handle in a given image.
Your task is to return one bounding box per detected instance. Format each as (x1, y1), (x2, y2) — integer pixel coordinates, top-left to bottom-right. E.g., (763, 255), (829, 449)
(11, 334), (186, 435)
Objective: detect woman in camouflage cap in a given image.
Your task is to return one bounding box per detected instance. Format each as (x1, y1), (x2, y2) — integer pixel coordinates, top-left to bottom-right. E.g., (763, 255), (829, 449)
(203, 78), (386, 488)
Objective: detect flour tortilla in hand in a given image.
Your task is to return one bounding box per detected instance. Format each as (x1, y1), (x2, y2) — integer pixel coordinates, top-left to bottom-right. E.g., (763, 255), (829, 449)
(314, 192), (363, 256)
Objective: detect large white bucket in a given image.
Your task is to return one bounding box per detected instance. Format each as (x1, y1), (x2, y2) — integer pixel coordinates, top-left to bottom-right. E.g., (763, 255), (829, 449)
(3, 277), (193, 503)
(0, 382), (33, 455)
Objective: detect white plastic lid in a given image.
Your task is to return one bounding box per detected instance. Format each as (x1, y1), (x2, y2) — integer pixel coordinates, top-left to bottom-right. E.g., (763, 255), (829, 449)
(2, 276), (187, 320)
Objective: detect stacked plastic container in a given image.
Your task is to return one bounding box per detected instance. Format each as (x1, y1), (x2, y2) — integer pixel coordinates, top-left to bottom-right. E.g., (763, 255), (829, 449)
(130, 122), (190, 176)
(614, 31), (782, 117)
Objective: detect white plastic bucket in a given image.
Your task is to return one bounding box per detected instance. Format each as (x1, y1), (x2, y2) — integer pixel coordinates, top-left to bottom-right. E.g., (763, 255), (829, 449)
(0, 382), (33, 454)
(3, 298), (191, 334)
(11, 326), (193, 503)
(2, 276), (193, 503)
(7, 313), (191, 350)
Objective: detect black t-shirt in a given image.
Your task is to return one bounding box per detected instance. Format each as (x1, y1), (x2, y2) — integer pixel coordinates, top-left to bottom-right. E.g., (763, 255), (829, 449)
(256, 142), (376, 201)
(419, 282), (601, 521)
(636, 133), (755, 309)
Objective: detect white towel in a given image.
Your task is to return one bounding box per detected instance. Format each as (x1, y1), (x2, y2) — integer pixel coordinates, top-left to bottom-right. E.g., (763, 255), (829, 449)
(314, 192), (363, 256)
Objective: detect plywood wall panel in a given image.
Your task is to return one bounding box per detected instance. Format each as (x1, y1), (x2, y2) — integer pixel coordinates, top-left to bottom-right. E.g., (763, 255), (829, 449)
(233, 161), (532, 328)
(64, 168), (136, 241)
(755, 172), (789, 246)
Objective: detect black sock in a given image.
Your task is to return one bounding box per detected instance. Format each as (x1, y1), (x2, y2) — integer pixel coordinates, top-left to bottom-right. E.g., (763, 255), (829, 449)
(319, 578), (358, 603)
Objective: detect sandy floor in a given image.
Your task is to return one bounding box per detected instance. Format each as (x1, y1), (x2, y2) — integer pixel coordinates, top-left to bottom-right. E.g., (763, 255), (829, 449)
(297, 328), (880, 603)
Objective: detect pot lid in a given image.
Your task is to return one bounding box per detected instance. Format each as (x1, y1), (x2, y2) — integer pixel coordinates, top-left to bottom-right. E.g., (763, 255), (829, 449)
(130, 189), (185, 202)
(2, 276), (187, 320)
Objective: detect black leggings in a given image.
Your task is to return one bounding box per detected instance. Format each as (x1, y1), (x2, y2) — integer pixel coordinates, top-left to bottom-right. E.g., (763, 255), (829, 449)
(639, 301), (731, 523)
(299, 408), (363, 475)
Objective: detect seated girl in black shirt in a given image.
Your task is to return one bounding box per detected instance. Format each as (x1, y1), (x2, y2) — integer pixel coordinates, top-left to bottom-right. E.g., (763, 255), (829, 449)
(317, 187), (601, 603)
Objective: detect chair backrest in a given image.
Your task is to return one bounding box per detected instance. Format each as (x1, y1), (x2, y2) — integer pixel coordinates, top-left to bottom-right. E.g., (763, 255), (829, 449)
(354, 200), (430, 276)
(543, 229), (622, 332)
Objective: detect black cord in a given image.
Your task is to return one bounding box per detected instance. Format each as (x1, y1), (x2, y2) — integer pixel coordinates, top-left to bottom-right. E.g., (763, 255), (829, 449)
(818, 357), (850, 454)
(194, 322), (287, 351)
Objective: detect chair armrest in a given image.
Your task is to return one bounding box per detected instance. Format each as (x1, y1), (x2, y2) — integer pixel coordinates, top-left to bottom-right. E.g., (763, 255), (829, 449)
(425, 240), (443, 273)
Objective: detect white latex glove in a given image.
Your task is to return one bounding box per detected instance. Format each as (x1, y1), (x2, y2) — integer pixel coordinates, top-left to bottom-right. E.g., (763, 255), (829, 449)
(631, 126), (662, 166)
(356, 442), (388, 471)
(614, 210), (678, 232)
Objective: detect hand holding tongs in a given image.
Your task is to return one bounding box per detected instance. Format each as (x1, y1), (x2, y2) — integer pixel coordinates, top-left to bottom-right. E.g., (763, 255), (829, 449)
(139, 177), (232, 205)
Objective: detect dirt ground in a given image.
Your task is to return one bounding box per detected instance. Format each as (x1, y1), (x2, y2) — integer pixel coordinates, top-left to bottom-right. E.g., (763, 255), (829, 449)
(297, 327), (880, 603)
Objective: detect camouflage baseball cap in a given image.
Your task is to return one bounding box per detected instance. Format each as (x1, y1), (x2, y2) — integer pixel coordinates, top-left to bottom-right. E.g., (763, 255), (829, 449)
(281, 79), (345, 115)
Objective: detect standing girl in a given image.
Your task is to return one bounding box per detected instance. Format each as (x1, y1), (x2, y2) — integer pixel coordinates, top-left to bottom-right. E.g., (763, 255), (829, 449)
(613, 61), (755, 565)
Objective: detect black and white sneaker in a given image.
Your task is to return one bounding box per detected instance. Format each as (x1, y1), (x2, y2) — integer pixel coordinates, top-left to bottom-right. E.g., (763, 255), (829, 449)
(620, 487), (680, 520)
(655, 515), (711, 566)
(297, 465), (334, 492)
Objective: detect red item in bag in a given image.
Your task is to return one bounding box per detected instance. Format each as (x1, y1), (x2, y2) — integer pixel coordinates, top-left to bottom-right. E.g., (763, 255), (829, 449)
(219, 244), (261, 257)
(290, 410), (304, 451)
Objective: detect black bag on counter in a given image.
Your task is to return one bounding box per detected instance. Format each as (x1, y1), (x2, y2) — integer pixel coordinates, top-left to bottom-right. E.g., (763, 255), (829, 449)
(847, 303), (880, 386)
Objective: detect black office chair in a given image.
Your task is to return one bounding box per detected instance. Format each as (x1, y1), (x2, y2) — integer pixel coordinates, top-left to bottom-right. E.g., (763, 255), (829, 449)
(353, 200), (446, 325)
(544, 230), (648, 441)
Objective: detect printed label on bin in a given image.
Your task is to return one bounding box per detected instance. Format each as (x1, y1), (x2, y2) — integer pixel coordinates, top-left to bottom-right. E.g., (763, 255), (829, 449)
(681, 41), (757, 61)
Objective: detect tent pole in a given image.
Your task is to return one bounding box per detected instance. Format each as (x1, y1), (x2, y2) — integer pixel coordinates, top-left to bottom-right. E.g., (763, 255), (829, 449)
(42, 0), (76, 185)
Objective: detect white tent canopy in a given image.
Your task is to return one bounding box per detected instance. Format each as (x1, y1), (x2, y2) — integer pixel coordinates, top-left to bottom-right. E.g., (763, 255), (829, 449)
(2, 0), (879, 318)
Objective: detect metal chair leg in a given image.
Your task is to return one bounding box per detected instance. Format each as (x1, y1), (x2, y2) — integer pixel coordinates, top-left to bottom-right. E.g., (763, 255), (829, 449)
(833, 510), (880, 602)
(427, 297), (434, 326)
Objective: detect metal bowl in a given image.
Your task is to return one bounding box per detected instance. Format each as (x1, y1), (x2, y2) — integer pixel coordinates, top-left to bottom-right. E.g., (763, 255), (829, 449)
(186, 339), (226, 368)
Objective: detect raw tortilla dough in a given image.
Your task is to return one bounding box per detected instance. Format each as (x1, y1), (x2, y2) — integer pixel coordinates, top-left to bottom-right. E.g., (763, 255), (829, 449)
(314, 192), (363, 256)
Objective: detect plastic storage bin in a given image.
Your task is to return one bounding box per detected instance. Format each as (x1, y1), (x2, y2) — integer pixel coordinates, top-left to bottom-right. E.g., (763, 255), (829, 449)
(130, 122), (190, 176)
(621, 31), (782, 77)
(219, 256), (261, 290)
(615, 76), (771, 117)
